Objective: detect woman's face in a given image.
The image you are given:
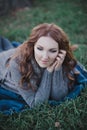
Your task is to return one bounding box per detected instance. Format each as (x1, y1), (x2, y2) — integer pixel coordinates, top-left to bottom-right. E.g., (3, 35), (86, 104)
(34, 36), (59, 68)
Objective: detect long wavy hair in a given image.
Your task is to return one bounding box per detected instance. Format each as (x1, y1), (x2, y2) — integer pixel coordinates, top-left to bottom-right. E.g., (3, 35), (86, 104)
(14, 23), (77, 90)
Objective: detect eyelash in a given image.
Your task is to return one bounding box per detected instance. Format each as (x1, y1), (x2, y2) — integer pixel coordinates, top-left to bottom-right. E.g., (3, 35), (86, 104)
(37, 47), (57, 53)
(50, 50), (57, 53)
(37, 47), (43, 50)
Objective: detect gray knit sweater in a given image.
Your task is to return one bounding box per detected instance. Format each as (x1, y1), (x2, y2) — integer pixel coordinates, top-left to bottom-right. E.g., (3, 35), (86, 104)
(0, 48), (68, 108)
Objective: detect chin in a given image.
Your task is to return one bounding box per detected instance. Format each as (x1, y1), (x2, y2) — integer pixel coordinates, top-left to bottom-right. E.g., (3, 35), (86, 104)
(39, 65), (47, 68)
(38, 63), (48, 68)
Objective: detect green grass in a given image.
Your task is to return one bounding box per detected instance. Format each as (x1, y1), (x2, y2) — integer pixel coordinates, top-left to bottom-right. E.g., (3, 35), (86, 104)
(0, 88), (87, 130)
(0, 0), (87, 129)
(0, 0), (87, 44)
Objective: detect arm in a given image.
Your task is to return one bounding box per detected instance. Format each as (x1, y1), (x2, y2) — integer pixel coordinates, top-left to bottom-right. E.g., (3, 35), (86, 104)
(47, 50), (68, 100)
(50, 67), (68, 100)
(10, 59), (52, 108)
(18, 70), (52, 108)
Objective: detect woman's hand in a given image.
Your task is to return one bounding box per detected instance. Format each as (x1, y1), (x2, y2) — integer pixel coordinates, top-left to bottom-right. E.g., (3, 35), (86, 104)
(47, 50), (66, 72)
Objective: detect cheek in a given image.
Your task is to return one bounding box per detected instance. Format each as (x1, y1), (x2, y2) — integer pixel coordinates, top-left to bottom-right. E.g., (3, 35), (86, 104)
(50, 53), (58, 60)
(34, 49), (41, 59)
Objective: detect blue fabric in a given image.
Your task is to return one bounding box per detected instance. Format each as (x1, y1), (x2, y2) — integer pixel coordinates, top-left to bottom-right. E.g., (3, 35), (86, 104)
(0, 40), (87, 114)
(0, 87), (26, 115)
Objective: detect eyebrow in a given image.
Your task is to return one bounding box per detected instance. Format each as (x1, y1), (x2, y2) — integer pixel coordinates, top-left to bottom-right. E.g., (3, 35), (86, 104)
(37, 45), (43, 48)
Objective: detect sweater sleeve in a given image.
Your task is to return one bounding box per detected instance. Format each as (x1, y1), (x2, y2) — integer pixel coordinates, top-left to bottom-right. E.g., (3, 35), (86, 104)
(10, 59), (52, 108)
(18, 70), (52, 108)
(50, 67), (68, 101)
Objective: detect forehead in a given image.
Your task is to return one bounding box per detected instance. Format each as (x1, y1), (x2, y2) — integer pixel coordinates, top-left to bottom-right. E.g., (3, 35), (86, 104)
(35, 36), (58, 48)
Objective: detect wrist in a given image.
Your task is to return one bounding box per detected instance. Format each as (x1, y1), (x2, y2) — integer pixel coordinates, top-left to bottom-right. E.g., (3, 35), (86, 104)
(47, 68), (53, 73)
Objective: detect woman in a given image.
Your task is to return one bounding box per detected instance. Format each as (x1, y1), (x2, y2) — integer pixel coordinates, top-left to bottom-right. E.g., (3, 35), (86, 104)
(0, 23), (83, 109)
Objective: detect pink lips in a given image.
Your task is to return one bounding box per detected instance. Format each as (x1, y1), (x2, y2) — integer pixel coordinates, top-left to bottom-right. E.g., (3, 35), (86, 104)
(41, 60), (48, 64)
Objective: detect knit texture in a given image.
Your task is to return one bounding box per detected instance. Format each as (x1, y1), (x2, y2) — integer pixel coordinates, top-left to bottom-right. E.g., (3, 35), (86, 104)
(0, 48), (68, 108)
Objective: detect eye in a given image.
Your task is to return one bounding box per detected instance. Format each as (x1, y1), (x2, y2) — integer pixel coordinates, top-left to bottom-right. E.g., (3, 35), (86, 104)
(37, 47), (43, 51)
(49, 50), (57, 53)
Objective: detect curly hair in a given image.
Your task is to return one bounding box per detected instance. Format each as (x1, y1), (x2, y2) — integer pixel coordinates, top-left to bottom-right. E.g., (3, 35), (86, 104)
(15, 23), (77, 90)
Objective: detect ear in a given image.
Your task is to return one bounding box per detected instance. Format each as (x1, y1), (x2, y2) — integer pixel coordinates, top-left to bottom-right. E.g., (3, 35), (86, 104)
(71, 44), (79, 51)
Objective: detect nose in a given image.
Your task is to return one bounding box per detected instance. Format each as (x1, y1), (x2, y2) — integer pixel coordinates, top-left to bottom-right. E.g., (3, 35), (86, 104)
(42, 51), (49, 59)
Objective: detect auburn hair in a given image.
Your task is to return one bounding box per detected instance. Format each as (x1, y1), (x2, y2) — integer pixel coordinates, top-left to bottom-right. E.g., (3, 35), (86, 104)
(14, 23), (77, 90)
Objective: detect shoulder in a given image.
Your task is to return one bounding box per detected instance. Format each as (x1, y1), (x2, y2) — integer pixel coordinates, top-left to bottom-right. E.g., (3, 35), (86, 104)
(8, 55), (22, 82)
(0, 48), (16, 59)
(0, 48), (17, 68)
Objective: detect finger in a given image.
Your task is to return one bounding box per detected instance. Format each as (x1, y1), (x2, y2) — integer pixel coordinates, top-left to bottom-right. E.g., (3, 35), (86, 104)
(55, 56), (64, 71)
(59, 50), (66, 55)
(56, 57), (63, 65)
(55, 60), (62, 70)
(56, 54), (65, 62)
(51, 60), (58, 68)
(58, 53), (64, 59)
(59, 50), (66, 56)
(57, 51), (66, 61)
(47, 60), (57, 72)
